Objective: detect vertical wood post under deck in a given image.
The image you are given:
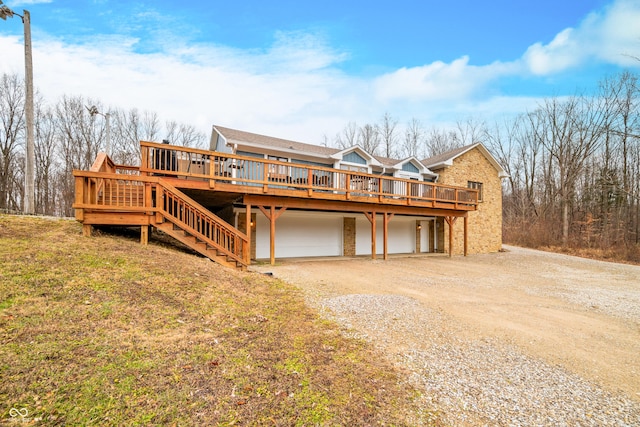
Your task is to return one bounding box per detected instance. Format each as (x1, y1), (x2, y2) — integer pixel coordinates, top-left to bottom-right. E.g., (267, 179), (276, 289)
(141, 226), (149, 245)
(364, 211), (377, 260)
(245, 203), (252, 265)
(445, 216), (458, 258)
(258, 205), (287, 265)
(383, 213), (394, 260)
(269, 206), (276, 265)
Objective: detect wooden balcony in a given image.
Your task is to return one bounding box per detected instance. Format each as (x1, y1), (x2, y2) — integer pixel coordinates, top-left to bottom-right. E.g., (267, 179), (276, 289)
(74, 142), (479, 269)
(139, 141), (479, 212)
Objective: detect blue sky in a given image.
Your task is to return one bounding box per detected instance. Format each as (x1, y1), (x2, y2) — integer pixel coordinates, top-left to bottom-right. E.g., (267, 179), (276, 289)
(1, 0), (639, 144)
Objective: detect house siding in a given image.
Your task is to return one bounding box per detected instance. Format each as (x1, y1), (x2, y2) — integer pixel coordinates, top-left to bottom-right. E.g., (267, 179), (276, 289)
(433, 148), (503, 254)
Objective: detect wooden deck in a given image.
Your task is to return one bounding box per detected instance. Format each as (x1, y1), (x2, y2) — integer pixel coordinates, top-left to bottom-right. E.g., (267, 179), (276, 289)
(139, 141), (479, 211)
(73, 142), (479, 269)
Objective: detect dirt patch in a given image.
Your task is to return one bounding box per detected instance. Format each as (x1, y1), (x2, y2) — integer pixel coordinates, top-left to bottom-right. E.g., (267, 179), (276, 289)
(252, 245), (640, 402)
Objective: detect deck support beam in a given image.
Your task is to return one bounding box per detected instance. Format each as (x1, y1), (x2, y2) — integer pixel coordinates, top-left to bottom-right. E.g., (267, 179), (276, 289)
(245, 203), (252, 264)
(363, 211), (377, 260)
(444, 216), (458, 258)
(258, 205), (287, 265)
(141, 225), (149, 245)
(383, 212), (394, 260)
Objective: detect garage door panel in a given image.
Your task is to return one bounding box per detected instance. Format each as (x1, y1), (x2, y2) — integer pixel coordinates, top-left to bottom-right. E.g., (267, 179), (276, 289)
(356, 216), (415, 255)
(256, 213), (342, 258)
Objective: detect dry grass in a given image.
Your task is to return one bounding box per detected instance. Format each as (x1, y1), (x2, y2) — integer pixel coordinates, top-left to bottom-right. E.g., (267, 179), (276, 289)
(0, 215), (434, 426)
(504, 224), (640, 265)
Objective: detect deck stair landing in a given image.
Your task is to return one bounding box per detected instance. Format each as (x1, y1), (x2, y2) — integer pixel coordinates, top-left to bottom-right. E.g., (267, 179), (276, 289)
(73, 154), (249, 271)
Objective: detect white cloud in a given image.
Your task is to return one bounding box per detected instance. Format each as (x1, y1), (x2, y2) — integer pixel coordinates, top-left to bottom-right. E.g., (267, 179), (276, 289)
(1, 0), (639, 145)
(523, 0), (640, 75)
(373, 56), (519, 102)
(9, 0), (53, 5)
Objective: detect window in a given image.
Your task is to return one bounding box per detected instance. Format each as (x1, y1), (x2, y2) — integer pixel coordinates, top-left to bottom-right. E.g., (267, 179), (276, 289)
(402, 162), (420, 173)
(468, 181), (483, 202)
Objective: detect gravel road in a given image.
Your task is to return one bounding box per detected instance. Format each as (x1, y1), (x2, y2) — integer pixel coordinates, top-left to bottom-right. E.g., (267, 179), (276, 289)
(252, 245), (640, 426)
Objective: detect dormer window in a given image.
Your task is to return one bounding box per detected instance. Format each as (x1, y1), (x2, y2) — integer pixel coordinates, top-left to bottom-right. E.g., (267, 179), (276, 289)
(402, 162), (420, 173)
(342, 151), (367, 165)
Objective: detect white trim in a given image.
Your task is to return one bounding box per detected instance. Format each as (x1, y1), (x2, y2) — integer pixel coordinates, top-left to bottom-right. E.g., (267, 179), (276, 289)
(426, 143), (509, 179)
(330, 145), (383, 167)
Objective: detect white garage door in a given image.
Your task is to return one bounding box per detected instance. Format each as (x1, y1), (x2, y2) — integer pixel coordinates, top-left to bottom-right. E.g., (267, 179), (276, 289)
(356, 215), (416, 255)
(256, 212), (343, 259)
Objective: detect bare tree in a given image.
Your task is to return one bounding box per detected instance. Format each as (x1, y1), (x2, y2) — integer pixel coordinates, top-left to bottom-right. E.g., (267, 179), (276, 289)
(377, 112), (398, 158)
(424, 127), (462, 157)
(334, 121), (358, 149)
(165, 120), (206, 148)
(55, 95), (102, 216)
(456, 117), (487, 145)
(531, 94), (613, 245)
(34, 96), (57, 215)
(402, 117), (424, 158)
(111, 108), (160, 165)
(357, 123), (380, 155)
(0, 73), (24, 211)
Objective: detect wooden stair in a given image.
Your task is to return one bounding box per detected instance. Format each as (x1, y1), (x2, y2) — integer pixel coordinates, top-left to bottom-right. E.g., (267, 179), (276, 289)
(73, 166), (249, 271)
(155, 222), (245, 270)
(153, 179), (249, 271)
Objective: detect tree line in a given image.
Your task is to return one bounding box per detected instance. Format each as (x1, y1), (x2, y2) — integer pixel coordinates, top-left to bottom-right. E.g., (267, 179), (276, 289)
(2, 70), (639, 261)
(0, 73), (206, 217)
(325, 72), (640, 261)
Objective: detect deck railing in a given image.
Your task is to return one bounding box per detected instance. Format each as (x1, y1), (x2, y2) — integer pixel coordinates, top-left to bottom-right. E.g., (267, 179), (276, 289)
(139, 141), (478, 210)
(72, 169), (249, 266)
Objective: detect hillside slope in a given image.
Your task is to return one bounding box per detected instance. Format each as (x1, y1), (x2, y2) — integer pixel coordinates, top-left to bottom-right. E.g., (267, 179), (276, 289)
(0, 215), (434, 426)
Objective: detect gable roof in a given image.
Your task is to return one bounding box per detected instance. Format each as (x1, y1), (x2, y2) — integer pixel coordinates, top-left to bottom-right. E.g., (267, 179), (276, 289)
(214, 125), (338, 158)
(331, 146), (382, 167)
(213, 125), (437, 176)
(422, 143), (509, 178)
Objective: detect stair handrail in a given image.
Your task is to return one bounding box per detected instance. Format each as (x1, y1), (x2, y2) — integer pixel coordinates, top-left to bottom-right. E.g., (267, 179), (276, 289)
(72, 171), (249, 267)
(155, 179), (249, 267)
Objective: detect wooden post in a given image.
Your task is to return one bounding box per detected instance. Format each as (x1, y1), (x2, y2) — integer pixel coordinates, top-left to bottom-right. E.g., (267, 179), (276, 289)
(74, 177), (84, 221)
(444, 216), (458, 258)
(464, 215), (468, 257)
(82, 224), (92, 237)
(245, 203), (252, 265)
(383, 212), (388, 260)
(383, 213), (394, 260)
(141, 225), (149, 245)
(155, 186), (164, 224)
(140, 145), (147, 176)
(258, 205), (287, 265)
(269, 205), (276, 265)
(364, 211), (377, 259)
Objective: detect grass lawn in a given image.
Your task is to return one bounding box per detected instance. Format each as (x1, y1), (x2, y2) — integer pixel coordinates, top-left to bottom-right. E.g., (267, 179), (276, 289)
(0, 215), (436, 426)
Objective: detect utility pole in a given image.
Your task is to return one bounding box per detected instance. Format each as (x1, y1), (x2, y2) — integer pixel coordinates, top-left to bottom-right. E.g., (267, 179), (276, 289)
(1, 2), (35, 214)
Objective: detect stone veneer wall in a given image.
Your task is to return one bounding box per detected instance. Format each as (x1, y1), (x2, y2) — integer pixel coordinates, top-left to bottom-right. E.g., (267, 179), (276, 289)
(343, 217), (356, 256)
(433, 148), (503, 255)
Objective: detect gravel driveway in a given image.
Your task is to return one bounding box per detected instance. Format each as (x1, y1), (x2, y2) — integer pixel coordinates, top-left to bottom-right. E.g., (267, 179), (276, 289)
(252, 245), (640, 426)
